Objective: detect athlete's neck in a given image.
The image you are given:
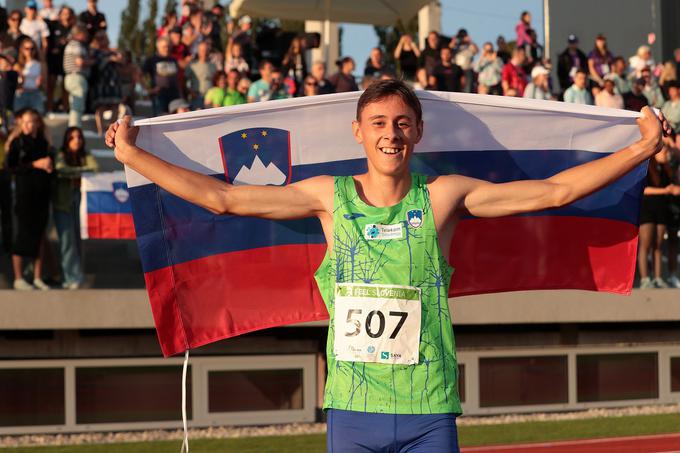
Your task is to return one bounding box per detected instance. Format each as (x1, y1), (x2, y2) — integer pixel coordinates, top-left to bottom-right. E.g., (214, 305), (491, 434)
(354, 171), (412, 208)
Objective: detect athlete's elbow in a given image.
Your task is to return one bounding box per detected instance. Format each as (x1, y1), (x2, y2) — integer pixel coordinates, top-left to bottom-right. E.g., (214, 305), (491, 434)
(205, 187), (232, 215)
(549, 184), (574, 209)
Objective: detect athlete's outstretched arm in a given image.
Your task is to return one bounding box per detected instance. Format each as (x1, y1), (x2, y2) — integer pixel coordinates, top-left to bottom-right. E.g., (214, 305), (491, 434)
(105, 117), (332, 219)
(456, 106), (671, 218)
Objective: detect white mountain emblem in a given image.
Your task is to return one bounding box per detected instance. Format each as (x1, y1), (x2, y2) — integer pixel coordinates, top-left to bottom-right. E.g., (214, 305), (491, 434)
(232, 155), (287, 186)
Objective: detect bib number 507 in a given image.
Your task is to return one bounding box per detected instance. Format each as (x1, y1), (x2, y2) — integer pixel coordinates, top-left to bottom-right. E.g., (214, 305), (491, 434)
(344, 309), (408, 339)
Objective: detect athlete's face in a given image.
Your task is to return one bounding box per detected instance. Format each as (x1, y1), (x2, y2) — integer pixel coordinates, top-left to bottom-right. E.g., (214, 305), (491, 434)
(352, 95), (423, 177)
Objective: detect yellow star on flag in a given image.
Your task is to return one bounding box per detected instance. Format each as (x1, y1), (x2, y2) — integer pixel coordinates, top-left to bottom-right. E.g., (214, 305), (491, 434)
(253, 143), (260, 151)
(241, 132), (247, 139)
(261, 130), (268, 136)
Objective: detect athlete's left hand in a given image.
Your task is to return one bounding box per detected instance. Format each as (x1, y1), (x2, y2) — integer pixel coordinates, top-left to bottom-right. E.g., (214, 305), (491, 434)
(637, 106), (671, 155)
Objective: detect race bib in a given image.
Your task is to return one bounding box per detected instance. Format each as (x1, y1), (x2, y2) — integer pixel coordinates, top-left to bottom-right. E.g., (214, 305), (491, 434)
(334, 283), (421, 365)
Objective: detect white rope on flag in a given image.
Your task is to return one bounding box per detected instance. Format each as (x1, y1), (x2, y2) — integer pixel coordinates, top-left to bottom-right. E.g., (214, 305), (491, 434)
(180, 349), (190, 453)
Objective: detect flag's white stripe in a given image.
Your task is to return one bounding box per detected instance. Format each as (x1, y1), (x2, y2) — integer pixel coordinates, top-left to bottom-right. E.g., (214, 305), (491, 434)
(125, 94), (642, 189)
(81, 171), (127, 192)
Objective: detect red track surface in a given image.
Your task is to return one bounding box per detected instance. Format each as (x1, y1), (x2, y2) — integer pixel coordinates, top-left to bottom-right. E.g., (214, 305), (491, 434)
(462, 433), (680, 452)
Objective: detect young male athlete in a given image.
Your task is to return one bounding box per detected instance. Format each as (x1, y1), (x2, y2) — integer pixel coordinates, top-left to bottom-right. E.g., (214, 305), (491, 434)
(106, 80), (670, 452)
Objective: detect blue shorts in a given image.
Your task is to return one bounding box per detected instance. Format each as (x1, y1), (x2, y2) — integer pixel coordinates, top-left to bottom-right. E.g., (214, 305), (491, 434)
(326, 409), (459, 452)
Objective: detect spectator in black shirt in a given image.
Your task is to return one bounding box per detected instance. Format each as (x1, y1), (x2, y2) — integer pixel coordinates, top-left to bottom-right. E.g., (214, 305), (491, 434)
(433, 47), (464, 92)
(624, 78), (649, 112)
(557, 34), (587, 93)
(78, 0), (106, 42)
(0, 54), (18, 133)
(364, 47), (391, 79)
(328, 56), (358, 93)
(143, 37), (180, 116)
(419, 31), (441, 76)
(46, 6), (75, 112)
(311, 60), (333, 95)
(394, 34), (420, 81)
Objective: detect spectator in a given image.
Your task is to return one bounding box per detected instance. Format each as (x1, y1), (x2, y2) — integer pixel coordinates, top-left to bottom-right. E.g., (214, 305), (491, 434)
(662, 81), (680, 133)
(45, 6), (75, 113)
(118, 50), (140, 113)
(328, 57), (358, 93)
(89, 30), (123, 135)
(39, 0), (59, 22)
(19, 0), (49, 54)
(515, 11), (533, 48)
(212, 69), (245, 107)
(501, 47), (527, 96)
(393, 34), (419, 81)
(623, 78), (649, 112)
(6, 108), (53, 291)
(419, 31), (441, 76)
(595, 75), (624, 109)
(640, 66), (664, 108)
(364, 47), (390, 79)
(168, 26), (190, 98)
(557, 34), (587, 93)
(609, 56), (631, 95)
(0, 54), (18, 133)
(224, 41), (249, 77)
(5, 10), (25, 53)
(181, 6), (203, 57)
(302, 75), (319, 97)
(157, 11), (178, 39)
(230, 15), (254, 68)
(659, 61), (677, 97)
(78, 0), (106, 42)
(523, 28), (544, 68)
(205, 38), (223, 72)
(168, 97), (190, 114)
(563, 70), (593, 105)
(496, 35), (511, 64)
(629, 45), (654, 80)
(433, 47), (464, 92)
(14, 38), (45, 114)
(63, 24), (92, 127)
(587, 33), (614, 87)
(247, 60), (288, 102)
(310, 60), (333, 95)
(204, 3), (225, 54)
(450, 28), (478, 93)
(523, 65), (552, 100)
(236, 76), (250, 100)
(474, 42), (503, 95)
(53, 126), (98, 290)
(186, 40), (216, 109)
(143, 37), (181, 116)
(282, 37), (307, 96)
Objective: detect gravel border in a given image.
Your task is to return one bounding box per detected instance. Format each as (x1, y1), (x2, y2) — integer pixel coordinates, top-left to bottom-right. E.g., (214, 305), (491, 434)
(2, 403), (680, 448)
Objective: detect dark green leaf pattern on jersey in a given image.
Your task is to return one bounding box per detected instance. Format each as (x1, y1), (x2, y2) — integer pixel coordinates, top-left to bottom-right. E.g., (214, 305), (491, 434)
(314, 173), (462, 415)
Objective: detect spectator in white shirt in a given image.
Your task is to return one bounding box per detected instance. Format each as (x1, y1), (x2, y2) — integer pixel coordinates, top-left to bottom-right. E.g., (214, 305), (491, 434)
(595, 75), (624, 109)
(19, 0), (49, 54)
(39, 0), (59, 22)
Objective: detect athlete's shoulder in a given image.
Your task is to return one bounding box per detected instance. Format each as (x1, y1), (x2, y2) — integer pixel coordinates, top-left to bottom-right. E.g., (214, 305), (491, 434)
(425, 173), (479, 194)
(291, 175), (335, 210)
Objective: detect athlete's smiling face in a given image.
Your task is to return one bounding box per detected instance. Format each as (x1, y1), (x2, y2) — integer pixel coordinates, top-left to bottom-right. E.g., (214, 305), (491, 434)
(352, 95), (423, 177)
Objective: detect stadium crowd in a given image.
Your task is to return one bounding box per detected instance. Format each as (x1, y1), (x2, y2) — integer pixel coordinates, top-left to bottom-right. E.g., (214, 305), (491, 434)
(1, 0), (680, 290)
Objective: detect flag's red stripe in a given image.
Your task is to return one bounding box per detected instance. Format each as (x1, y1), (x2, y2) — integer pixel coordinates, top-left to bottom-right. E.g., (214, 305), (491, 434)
(87, 213), (136, 239)
(146, 216), (637, 356)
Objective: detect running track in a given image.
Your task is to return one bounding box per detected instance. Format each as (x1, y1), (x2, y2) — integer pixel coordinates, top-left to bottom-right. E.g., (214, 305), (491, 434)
(462, 433), (680, 452)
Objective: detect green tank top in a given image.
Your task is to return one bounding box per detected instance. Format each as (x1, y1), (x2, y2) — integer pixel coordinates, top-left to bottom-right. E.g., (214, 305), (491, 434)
(314, 173), (462, 414)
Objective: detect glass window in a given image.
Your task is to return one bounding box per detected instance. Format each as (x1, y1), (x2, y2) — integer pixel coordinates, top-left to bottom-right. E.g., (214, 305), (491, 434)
(0, 368), (64, 426)
(479, 356), (568, 407)
(76, 366), (192, 424)
(458, 364), (465, 403)
(672, 357), (680, 393)
(577, 353), (658, 402)
(208, 369), (303, 412)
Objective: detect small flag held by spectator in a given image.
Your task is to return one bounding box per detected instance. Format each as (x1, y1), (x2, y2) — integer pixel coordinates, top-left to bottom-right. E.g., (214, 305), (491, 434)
(80, 171), (135, 239)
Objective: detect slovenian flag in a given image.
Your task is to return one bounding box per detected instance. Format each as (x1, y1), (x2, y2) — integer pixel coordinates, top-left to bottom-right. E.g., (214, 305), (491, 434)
(80, 171), (136, 239)
(127, 92), (646, 357)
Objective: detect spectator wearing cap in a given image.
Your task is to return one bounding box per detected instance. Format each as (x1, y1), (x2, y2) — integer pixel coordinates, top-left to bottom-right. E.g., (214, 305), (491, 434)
(563, 69), (593, 105)
(473, 42), (503, 95)
(393, 34), (420, 81)
(515, 11), (533, 49)
(595, 75), (624, 109)
(19, 1), (49, 55)
(143, 37), (181, 116)
(78, 0), (106, 42)
(419, 31), (442, 76)
(450, 28), (478, 93)
(501, 47), (527, 96)
(629, 45), (655, 80)
(587, 33), (614, 87)
(609, 57), (631, 95)
(557, 34), (587, 94)
(623, 78), (649, 112)
(661, 81), (680, 133)
(168, 98), (190, 114)
(433, 47), (464, 92)
(523, 66), (552, 100)
(63, 24), (93, 127)
(328, 57), (358, 93)
(310, 60), (333, 95)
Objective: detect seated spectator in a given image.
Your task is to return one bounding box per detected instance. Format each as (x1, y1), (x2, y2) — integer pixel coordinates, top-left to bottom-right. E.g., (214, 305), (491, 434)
(451, 28), (478, 93)
(557, 34), (588, 94)
(393, 34), (419, 81)
(19, 1), (48, 55)
(523, 65), (552, 100)
(203, 70), (226, 108)
(53, 126), (98, 290)
(474, 42), (503, 95)
(247, 60), (289, 102)
(563, 70), (593, 105)
(609, 56), (631, 95)
(433, 47), (464, 92)
(364, 47), (391, 79)
(587, 34), (614, 87)
(662, 81), (680, 133)
(186, 40), (217, 109)
(328, 57), (358, 93)
(640, 66), (664, 108)
(310, 60), (333, 95)
(207, 69), (245, 107)
(143, 37), (181, 116)
(419, 31), (441, 75)
(13, 38), (45, 114)
(236, 76), (250, 100)
(412, 67), (433, 90)
(6, 108), (53, 290)
(168, 97), (190, 114)
(63, 24), (93, 127)
(629, 45), (655, 80)
(623, 78), (649, 111)
(501, 47), (527, 96)
(360, 75), (375, 91)
(282, 37), (307, 96)
(595, 75), (624, 109)
(302, 75), (319, 96)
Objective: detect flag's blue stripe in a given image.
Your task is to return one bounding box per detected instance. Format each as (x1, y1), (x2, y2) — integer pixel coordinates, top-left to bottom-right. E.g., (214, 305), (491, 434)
(129, 149), (646, 273)
(87, 192), (133, 214)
